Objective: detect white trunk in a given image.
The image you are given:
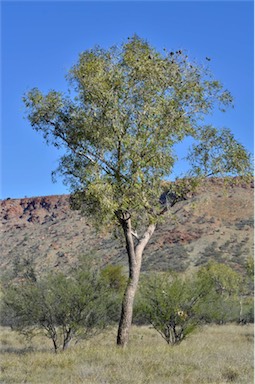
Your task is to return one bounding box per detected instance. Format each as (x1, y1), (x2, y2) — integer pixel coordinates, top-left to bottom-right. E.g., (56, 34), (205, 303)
(116, 214), (155, 347)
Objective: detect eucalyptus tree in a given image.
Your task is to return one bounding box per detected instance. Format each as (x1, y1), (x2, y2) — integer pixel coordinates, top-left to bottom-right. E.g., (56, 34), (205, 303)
(23, 35), (252, 347)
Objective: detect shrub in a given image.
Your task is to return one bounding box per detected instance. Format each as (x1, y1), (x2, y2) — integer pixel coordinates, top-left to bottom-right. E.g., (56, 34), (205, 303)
(1, 265), (112, 352)
(137, 272), (202, 345)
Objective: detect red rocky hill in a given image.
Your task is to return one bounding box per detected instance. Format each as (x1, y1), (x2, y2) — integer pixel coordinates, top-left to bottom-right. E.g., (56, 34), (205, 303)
(0, 179), (253, 277)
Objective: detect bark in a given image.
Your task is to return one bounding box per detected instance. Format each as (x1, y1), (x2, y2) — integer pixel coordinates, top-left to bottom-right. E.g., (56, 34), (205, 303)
(53, 338), (58, 354)
(116, 210), (155, 347)
(62, 327), (73, 351)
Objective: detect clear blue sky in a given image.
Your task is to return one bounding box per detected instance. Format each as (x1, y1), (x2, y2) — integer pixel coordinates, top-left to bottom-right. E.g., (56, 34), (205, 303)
(1, 1), (254, 199)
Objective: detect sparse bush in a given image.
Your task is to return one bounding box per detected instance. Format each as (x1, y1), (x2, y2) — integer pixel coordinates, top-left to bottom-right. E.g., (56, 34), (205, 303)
(137, 272), (202, 345)
(1, 265), (112, 353)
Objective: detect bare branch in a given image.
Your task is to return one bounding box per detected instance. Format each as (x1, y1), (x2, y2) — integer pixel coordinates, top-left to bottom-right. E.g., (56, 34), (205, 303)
(131, 230), (140, 240)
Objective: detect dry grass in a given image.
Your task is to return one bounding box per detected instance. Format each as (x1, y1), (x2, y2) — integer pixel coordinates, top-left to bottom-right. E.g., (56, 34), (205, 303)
(0, 324), (253, 384)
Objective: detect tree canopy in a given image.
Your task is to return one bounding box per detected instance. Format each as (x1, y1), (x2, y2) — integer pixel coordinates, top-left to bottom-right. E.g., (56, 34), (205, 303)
(23, 35), (252, 229)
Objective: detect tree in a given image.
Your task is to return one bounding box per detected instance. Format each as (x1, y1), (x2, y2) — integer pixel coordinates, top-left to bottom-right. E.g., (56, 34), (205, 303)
(138, 272), (202, 345)
(1, 267), (111, 353)
(23, 35), (252, 347)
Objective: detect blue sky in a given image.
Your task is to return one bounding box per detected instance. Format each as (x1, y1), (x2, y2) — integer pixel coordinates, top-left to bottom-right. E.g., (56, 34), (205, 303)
(1, 1), (254, 199)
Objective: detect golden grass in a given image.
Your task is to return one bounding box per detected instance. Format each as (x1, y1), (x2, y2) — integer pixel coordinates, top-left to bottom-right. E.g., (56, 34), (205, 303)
(0, 324), (253, 384)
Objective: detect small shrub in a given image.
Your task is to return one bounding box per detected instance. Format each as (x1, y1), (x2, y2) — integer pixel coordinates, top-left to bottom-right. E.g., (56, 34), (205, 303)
(137, 272), (202, 345)
(1, 264), (112, 352)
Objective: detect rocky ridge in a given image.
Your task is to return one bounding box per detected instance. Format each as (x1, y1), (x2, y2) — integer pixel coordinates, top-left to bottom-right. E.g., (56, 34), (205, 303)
(0, 179), (253, 276)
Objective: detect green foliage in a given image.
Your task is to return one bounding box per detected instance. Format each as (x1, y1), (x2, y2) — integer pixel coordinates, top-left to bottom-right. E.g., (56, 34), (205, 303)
(245, 256), (254, 279)
(100, 264), (127, 322)
(239, 296), (254, 324)
(137, 272), (202, 345)
(100, 264), (126, 291)
(195, 262), (245, 324)
(23, 35), (252, 229)
(1, 265), (112, 352)
(195, 293), (240, 324)
(187, 126), (252, 178)
(197, 261), (241, 297)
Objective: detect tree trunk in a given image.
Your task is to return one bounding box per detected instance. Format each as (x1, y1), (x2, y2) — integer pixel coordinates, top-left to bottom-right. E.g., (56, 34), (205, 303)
(62, 327), (73, 351)
(116, 210), (155, 347)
